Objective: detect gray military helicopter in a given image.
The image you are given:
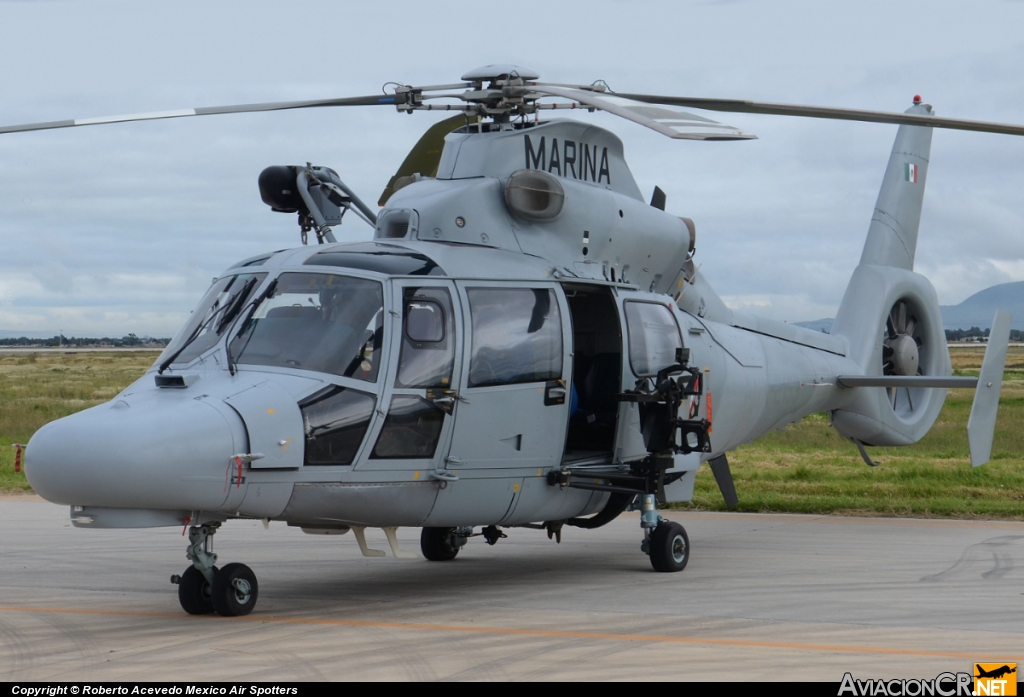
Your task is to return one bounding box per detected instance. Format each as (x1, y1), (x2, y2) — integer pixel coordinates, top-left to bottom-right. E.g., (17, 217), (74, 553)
(8, 65), (1018, 618)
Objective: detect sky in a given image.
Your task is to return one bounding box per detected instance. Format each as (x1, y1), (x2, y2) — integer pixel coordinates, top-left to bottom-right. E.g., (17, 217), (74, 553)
(1, 0), (1023, 337)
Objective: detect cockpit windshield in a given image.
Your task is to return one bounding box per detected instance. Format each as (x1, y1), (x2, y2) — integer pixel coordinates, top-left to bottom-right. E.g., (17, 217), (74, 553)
(228, 272), (385, 381)
(157, 272), (267, 369)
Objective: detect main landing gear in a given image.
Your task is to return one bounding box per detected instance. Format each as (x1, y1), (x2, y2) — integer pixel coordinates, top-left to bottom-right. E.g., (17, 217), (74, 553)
(420, 527), (467, 561)
(639, 493), (689, 572)
(170, 522), (259, 616)
(420, 525), (505, 561)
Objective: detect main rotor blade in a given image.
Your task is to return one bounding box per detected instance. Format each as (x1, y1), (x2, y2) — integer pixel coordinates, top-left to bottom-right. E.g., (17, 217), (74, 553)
(527, 85), (756, 140)
(0, 94), (405, 135)
(613, 93), (1024, 137)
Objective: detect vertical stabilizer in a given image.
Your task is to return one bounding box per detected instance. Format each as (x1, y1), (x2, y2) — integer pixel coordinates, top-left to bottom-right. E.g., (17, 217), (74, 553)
(859, 100), (934, 270)
(829, 99), (949, 448)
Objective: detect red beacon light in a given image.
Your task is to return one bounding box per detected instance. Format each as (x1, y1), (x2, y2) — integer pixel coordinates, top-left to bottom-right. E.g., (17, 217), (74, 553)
(913, 95), (923, 105)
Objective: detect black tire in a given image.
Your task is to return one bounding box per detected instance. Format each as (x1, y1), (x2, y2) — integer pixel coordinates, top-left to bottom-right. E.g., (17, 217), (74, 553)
(211, 563), (259, 617)
(178, 565), (218, 615)
(420, 527), (460, 561)
(649, 521), (689, 573)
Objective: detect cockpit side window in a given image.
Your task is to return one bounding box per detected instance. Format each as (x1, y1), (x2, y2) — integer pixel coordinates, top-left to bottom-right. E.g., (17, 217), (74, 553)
(395, 287), (455, 388)
(370, 395), (446, 459)
(300, 386), (376, 465)
(229, 272), (384, 381)
(624, 301), (683, 377)
(157, 272), (267, 368)
(466, 287), (562, 387)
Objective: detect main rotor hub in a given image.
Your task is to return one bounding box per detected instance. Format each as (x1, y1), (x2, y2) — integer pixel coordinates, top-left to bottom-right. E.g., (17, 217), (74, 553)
(461, 64), (540, 83)
(395, 64), (607, 125)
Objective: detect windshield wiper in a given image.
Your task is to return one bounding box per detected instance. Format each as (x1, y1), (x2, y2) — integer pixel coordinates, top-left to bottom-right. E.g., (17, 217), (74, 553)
(158, 314), (214, 375)
(214, 276), (259, 335)
(157, 277), (259, 374)
(226, 278), (279, 376)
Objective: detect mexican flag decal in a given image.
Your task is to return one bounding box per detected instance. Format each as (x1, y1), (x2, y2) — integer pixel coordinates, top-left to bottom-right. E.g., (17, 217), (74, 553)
(904, 162), (919, 183)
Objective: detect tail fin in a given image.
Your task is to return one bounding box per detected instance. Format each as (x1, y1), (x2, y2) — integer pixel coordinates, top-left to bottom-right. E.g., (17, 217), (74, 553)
(830, 100), (950, 447)
(968, 310), (1012, 466)
(859, 100), (934, 270)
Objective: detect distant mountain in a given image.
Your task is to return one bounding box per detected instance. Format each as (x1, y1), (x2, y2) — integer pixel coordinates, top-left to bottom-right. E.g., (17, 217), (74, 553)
(939, 281), (1024, 330)
(795, 281), (1023, 334)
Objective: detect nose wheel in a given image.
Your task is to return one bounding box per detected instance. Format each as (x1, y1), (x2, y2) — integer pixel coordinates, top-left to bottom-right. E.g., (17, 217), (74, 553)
(174, 564), (220, 615)
(211, 562), (259, 616)
(171, 523), (259, 616)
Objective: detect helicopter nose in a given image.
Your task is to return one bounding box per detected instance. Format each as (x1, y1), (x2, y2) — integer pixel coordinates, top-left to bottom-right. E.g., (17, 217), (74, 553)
(25, 394), (246, 511)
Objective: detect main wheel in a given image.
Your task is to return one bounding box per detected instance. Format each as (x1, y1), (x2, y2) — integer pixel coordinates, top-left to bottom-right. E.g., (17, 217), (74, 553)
(649, 521), (689, 573)
(211, 563), (259, 617)
(420, 527), (460, 561)
(178, 565), (218, 615)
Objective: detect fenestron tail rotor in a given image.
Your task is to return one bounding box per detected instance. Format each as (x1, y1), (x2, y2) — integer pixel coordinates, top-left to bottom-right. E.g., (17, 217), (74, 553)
(882, 299), (926, 416)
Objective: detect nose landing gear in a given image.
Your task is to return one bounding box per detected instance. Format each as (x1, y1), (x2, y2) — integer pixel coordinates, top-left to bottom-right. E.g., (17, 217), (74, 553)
(170, 522), (259, 617)
(211, 562), (259, 616)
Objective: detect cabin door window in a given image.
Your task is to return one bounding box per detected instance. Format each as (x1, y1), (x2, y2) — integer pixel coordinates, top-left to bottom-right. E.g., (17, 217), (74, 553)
(446, 282), (572, 470)
(360, 281), (462, 471)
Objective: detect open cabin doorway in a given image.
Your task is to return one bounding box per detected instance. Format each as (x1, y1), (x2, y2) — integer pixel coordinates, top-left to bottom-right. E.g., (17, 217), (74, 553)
(562, 284), (622, 465)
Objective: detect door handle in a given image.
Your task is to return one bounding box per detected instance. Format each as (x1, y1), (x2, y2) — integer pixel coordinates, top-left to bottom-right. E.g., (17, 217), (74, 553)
(545, 380), (567, 406)
(432, 396), (455, 414)
(427, 389), (458, 414)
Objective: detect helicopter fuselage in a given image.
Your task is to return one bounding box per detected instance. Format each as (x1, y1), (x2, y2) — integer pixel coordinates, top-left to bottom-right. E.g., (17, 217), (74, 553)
(25, 242), (860, 531)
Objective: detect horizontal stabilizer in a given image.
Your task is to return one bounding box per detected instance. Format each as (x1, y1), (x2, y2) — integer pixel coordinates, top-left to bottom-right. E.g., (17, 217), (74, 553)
(837, 376), (977, 388)
(967, 310), (1012, 467)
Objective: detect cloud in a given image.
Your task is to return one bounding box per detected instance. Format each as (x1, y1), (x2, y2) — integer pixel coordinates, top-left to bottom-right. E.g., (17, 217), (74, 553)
(1, 0), (1023, 333)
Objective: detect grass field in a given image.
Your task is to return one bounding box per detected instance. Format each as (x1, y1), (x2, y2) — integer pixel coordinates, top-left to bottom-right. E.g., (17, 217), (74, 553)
(1, 348), (1021, 518)
(0, 352), (158, 492)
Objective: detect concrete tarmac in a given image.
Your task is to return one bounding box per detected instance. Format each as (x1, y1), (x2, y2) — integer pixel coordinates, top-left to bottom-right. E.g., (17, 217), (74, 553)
(1, 498), (1021, 681)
